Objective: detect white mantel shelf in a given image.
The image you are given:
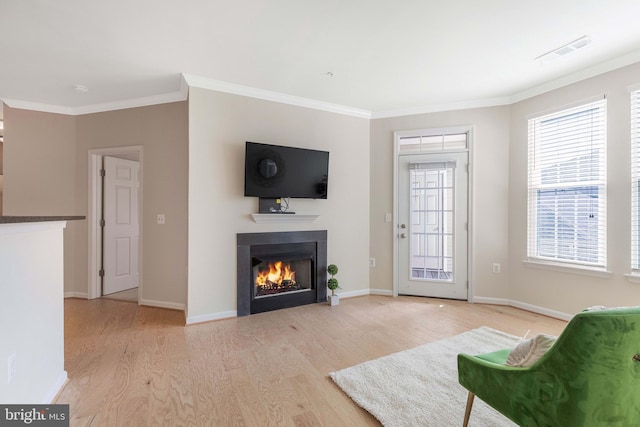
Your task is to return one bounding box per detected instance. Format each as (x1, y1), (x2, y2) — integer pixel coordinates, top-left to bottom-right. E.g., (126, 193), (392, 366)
(251, 213), (319, 224)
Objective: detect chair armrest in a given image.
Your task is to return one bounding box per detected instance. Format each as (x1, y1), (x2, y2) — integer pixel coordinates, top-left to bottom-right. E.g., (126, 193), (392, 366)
(457, 353), (540, 426)
(468, 348), (513, 365)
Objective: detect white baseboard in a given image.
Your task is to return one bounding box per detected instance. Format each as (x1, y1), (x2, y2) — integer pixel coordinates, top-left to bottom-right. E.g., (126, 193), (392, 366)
(65, 293), (185, 313)
(64, 291), (88, 299)
(68, 290), (571, 323)
(140, 299), (185, 311)
(508, 300), (573, 321)
(185, 289), (578, 326)
(472, 296), (573, 321)
(184, 289), (389, 324)
(471, 296), (510, 306)
(369, 288), (394, 296)
(339, 288), (393, 298)
(186, 310), (237, 325)
(337, 288), (371, 298)
(43, 371), (68, 404)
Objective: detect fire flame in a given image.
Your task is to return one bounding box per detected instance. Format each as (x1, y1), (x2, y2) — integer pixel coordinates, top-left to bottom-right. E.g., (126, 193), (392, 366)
(255, 261), (296, 289)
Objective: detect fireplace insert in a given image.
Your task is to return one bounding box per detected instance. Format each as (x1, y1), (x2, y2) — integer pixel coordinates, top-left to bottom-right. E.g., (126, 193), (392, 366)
(237, 231), (327, 316)
(253, 255), (313, 298)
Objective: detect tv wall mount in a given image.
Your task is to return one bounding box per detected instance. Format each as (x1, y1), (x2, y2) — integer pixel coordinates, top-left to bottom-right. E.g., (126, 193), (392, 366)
(258, 198), (295, 214)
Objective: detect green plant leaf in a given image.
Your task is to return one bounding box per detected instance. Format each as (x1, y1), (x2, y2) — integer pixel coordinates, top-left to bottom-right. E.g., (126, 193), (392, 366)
(327, 264), (339, 276)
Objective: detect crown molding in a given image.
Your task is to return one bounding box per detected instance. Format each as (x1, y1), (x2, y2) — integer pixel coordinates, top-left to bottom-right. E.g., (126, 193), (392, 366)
(2, 79), (189, 116)
(72, 85), (188, 115)
(1, 99), (76, 115)
(182, 73), (371, 119)
(3, 53), (640, 119)
(371, 96), (512, 119)
(371, 52), (640, 118)
(510, 48), (640, 104)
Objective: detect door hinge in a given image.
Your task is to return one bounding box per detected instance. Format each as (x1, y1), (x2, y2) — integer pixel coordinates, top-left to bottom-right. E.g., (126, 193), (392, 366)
(100, 218), (105, 227)
(100, 169), (106, 177)
(99, 269), (105, 277)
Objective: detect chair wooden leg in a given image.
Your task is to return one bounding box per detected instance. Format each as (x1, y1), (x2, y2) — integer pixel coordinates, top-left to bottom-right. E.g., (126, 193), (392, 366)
(463, 392), (475, 427)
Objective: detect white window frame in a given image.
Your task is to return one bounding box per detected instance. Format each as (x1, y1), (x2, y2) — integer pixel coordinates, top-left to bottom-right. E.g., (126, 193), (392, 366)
(630, 89), (640, 277)
(526, 98), (608, 274)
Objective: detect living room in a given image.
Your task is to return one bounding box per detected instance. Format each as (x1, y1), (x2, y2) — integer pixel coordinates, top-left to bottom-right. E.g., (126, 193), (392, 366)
(6, 60), (640, 324)
(2, 1), (640, 424)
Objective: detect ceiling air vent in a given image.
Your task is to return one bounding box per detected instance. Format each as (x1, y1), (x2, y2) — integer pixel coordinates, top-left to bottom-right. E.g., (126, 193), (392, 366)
(536, 36), (592, 63)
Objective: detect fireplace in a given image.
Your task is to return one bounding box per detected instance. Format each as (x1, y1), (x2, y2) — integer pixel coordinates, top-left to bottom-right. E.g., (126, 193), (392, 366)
(254, 255), (312, 298)
(237, 230), (327, 316)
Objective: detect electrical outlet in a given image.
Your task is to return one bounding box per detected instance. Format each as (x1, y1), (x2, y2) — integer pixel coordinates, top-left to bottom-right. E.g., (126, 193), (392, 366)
(7, 352), (16, 384)
(384, 213), (392, 223)
(492, 263), (501, 274)
(157, 214), (165, 225)
(370, 258), (376, 267)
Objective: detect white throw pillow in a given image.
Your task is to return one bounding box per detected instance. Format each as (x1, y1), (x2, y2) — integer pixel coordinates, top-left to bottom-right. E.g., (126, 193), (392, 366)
(584, 305), (608, 311)
(505, 334), (556, 367)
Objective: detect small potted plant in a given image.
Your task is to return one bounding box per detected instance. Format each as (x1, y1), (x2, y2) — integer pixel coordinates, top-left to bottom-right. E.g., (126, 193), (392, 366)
(327, 264), (340, 306)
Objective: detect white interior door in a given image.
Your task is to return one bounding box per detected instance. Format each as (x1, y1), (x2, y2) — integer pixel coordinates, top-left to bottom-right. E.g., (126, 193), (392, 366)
(398, 151), (468, 299)
(103, 156), (139, 295)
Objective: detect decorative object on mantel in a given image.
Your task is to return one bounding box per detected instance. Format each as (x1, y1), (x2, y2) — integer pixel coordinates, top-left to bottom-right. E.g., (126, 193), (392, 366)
(327, 264), (340, 306)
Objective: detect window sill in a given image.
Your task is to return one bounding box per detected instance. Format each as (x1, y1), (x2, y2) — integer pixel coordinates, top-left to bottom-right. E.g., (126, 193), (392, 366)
(624, 273), (640, 284)
(522, 259), (612, 279)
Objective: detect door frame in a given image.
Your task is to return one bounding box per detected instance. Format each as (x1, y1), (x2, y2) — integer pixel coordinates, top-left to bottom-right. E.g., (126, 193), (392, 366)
(87, 145), (144, 301)
(393, 127), (475, 300)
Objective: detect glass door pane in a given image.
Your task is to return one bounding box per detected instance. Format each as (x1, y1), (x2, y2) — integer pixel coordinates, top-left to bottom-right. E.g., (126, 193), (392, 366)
(410, 163), (454, 282)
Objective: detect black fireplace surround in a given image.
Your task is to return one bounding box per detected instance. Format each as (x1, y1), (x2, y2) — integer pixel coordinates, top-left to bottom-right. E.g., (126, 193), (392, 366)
(237, 230), (327, 316)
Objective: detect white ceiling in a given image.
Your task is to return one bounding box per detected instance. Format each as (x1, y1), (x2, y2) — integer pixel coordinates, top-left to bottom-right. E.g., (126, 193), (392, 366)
(3, 0), (640, 117)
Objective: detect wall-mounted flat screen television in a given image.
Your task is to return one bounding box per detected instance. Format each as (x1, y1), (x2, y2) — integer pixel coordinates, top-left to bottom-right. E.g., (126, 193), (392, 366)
(244, 141), (329, 199)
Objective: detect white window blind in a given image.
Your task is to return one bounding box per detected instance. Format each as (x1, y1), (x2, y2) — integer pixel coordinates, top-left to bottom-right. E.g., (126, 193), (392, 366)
(527, 99), (607, 267)
(632, 90), (640, 270)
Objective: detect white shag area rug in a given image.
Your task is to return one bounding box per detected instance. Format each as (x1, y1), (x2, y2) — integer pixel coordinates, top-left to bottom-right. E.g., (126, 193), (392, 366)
(329, 327), (520, 427)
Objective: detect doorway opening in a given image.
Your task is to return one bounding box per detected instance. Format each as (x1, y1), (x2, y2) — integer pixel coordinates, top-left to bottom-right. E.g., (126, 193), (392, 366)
(393, 127), (473, 300)
(88, 146), (143, 303)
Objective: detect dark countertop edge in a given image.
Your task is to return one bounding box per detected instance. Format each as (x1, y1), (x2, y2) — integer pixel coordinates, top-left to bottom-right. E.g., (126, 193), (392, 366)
(0, 216), (86, 224)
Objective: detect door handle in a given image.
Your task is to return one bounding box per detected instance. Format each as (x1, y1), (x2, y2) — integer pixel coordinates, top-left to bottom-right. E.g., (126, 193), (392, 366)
(400, 233), (407, 238)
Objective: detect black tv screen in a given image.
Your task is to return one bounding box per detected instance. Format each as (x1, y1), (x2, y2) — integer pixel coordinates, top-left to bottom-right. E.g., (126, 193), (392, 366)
(244, 142), (329, 199)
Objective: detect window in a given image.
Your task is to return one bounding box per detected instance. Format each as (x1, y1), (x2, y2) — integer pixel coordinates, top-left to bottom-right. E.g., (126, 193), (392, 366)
(527, 99), (607, 268)
(398, 132), (468, 153)
(632, 90), (640, 270)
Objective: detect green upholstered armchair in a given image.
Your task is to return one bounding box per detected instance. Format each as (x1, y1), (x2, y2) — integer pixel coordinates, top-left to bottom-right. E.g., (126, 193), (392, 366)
(457, 307), (640, 427)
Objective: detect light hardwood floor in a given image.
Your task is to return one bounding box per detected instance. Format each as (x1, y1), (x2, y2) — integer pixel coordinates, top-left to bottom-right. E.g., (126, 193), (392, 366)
(101, 287), (138, 303)
(57, 296), (568, 426)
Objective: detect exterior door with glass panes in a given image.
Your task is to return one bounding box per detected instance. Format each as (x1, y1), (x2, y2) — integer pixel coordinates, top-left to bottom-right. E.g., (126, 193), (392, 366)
(398, 151), (468, 299)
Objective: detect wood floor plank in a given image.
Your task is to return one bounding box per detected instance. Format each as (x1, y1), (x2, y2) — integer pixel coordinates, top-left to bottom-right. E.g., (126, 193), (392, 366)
(57, 295), (567, 426)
